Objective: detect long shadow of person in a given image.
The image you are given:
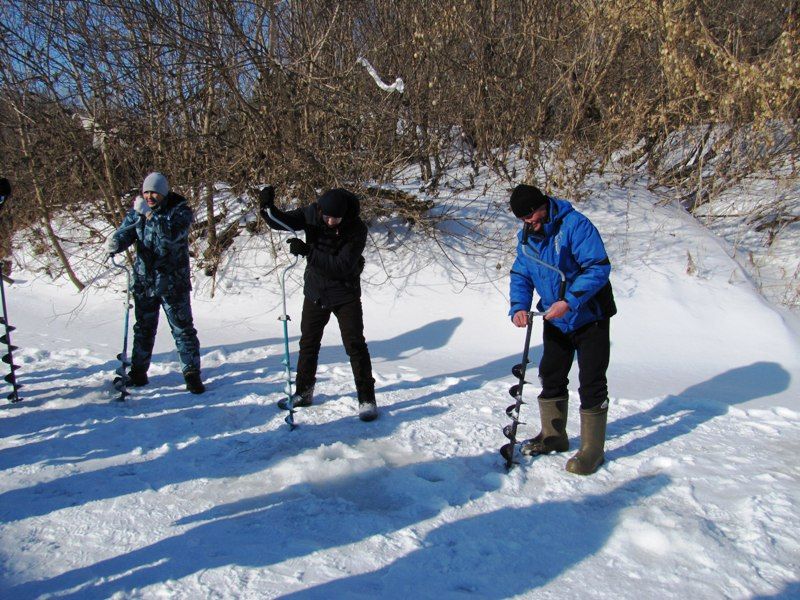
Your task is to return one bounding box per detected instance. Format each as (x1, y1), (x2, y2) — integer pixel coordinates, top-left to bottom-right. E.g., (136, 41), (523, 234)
(608, 362), (791, 462)
(281, 474), (672, 599)
(0, 392), (447, 523)
(5, 452), (510, 599)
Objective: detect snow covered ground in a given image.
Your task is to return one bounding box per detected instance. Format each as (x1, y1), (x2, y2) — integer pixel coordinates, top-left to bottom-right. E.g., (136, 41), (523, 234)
(1, 167), (799, 599)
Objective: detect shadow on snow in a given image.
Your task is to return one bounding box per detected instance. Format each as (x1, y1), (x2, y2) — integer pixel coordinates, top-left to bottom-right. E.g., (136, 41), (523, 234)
(6, 458), (670, 599)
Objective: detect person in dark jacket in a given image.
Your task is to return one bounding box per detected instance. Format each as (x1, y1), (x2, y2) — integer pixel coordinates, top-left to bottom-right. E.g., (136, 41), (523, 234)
(259, 186), (377, 421)
(508, 184), (616, 475)
(105, 172), (205, 394)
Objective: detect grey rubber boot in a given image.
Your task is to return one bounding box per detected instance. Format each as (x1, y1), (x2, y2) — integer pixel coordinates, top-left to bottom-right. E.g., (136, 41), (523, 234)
(565, 402), (608, 475)
(520, 395), (569, 456)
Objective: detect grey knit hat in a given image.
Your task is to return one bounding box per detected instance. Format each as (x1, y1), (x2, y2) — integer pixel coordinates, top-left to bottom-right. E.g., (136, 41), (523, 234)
(142, 172), (169, 196)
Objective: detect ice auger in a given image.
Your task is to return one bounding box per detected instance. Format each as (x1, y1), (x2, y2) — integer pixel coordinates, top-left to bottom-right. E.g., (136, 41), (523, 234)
(0, 261), (22, 403)
(110, 254), (133, 402)
(265, 207), (303, 430)
(500, 229), (567, 470)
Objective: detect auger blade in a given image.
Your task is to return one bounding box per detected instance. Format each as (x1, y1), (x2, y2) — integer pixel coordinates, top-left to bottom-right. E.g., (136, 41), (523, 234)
(7, 390), (22, 402)
(2, 354), (16, 365)
(500, 443), (517, 467)
(0, 334), (14, 344)
(115, 353), (131, 367)
(4, 372), (22, 387)
(511, 363), (530, 380)
(505, 403), (519, 419)
(502, 424), (516, 440)
(114, 389), (130, 402)
(509, 383), (527, 399)
(284, 411), (297, 430)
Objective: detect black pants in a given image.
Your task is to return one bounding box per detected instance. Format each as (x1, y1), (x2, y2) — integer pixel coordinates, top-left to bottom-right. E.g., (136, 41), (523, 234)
(539, 318), (610, 410)
(296, 297), (375, 394)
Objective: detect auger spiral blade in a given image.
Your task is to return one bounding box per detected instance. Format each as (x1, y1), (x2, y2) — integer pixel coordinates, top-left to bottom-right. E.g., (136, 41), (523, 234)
(511, 362), (530, 380)
(284, 408), (297, 430)
(509, 384), (526, 399)
(500, 443), (517, 469)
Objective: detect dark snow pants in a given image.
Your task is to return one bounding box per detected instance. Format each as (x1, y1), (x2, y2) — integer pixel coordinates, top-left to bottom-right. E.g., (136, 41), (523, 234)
(295, 297), (375, 395)
(539, 318), (610, 410)
(131, 291), (201, 375)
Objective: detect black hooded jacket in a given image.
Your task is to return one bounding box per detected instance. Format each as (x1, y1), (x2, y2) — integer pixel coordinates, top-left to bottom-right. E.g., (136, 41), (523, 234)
(261, 191), (367, 308)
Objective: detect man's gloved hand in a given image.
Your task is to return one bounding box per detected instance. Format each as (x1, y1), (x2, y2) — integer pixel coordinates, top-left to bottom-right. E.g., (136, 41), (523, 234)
(105, 233), (120, 255)
(133, 196), (152, 217)
(259, 186), (275, 212)
(287, 237), (309, 257)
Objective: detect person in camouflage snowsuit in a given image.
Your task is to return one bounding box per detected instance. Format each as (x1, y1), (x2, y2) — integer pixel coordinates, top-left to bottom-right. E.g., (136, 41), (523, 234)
(106, 172), (205, 394)
(508, 183), (616, 475)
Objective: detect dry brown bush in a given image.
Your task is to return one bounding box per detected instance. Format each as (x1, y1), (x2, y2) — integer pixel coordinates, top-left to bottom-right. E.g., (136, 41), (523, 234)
(0, 0), (796, 288)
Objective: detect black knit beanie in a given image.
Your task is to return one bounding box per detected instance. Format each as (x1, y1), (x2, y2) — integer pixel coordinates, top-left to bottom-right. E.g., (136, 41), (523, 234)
(318, 188), (351, 218)
(509, 184), (548, 218)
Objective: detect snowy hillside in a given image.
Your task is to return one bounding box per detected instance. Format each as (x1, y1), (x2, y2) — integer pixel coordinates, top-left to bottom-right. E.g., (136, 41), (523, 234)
(1, 168), (799, 599)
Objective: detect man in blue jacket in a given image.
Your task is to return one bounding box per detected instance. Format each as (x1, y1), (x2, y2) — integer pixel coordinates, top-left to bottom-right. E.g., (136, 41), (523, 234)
(508, 184), (616, 474)
(106, 172), (205, 394)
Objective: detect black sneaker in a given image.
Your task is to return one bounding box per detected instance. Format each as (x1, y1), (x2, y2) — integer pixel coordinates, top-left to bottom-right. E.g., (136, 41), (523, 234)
(184, 370), (205, 394)
(127, 370), (149, 387)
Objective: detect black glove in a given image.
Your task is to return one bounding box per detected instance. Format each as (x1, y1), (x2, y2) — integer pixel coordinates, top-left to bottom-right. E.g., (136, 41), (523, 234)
(259, 186), (275, 212)
(287, 237), (309, 257)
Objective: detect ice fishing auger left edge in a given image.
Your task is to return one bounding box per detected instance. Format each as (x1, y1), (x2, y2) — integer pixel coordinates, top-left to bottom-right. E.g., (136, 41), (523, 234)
(500, 238), (567, 470)
(0, 260), (22, 403)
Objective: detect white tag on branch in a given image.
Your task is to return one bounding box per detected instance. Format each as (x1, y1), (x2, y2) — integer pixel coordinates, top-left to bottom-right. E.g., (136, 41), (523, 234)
(357, 57), (405, 94)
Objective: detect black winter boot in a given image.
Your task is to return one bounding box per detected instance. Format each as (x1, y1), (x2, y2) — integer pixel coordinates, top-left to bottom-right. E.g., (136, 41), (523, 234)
(279, 386), (314, 410)
(521, 395), (569, 456)
(565, 402), (608, 475)
(357, 389), (378, 422)
(127, 369), (149, 387)
(184, 370), (205, 394)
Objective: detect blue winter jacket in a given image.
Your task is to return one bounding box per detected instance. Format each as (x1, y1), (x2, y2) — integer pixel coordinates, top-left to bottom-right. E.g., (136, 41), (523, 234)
(113, 192), (194, 298)
(509, 197), (616, 333)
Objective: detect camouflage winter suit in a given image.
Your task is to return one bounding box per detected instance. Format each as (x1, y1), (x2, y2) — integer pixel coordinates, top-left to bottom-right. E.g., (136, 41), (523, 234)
(112, 192), (200, 375)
